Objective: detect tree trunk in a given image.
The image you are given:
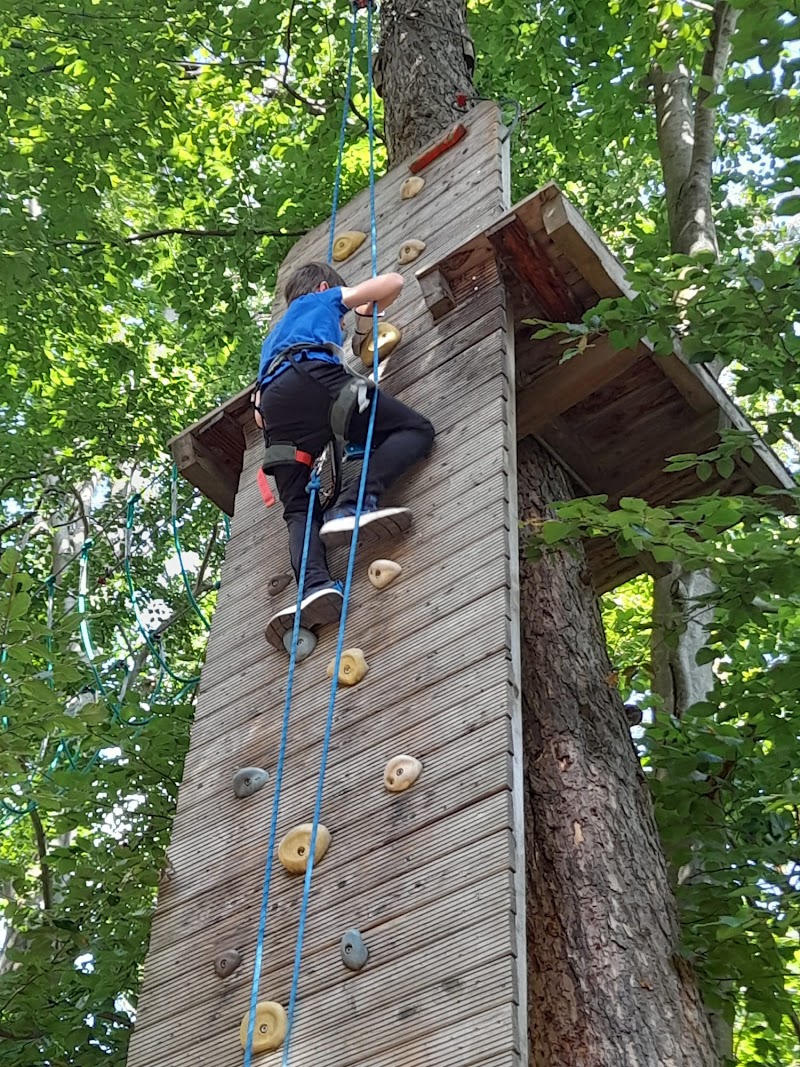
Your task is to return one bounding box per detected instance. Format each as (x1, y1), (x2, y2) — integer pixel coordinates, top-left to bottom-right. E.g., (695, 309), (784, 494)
(378, 2), (719, 1063)
(650, 7), (739, 1059)
(376, 0), (474, 166)
(519, 440), (717, 1065)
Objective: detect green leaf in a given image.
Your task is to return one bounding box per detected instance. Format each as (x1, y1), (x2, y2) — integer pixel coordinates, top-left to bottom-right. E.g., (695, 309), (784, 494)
(541, 520), (574, 544)
(716, 456), (735, 479)
(7, 591), (31, 619)
(776, 195), (800, 217)
(0, 548), (20, 575)
(695, 646), (718, 665)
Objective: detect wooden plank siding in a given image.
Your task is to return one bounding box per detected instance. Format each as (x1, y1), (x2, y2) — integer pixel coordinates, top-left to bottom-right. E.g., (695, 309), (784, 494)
(127, 102), (526, 1067)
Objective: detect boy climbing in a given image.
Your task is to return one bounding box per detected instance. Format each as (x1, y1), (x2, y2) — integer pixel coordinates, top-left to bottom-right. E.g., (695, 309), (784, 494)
(255, 261), (435, 648)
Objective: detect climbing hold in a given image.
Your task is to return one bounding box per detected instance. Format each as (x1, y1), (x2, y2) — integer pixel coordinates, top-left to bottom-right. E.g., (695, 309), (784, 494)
(384, 754), (423, 793)
(368, 559), (402, 590)
(282, 626), (317, 662)
(214, 948), (242, 978)
(332, 230), (366, 262)
(267, 573), (292, 597)
(398, 239), (427, 265)
(360, 322), (402, 366)
(409, 122), (467, 175)
(400, 176), (425, 200)
(233, 767), (270, 799)
(326, 648), (369, 687)
(278, 823), (331, 874)
(340, 928), (369, 972)
(238, 1001), (287, 1053)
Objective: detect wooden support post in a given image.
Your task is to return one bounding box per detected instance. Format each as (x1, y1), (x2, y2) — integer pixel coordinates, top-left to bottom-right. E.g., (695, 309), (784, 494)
(417, 268), (457, 320)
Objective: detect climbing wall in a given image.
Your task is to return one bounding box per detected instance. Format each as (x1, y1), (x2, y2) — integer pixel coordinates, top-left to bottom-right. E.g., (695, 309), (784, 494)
(126, 102), (526, 1067)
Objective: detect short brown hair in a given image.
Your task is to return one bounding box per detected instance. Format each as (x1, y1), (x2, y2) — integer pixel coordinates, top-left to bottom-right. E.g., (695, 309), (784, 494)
(284, 261), (347, 304)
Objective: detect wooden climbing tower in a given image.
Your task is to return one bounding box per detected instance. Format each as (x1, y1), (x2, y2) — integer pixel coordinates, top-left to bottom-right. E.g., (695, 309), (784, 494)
(126, 102), (792, 1067)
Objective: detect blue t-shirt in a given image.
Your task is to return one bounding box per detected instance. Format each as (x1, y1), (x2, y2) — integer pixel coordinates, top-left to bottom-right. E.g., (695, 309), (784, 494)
(258, 286), (349, 388)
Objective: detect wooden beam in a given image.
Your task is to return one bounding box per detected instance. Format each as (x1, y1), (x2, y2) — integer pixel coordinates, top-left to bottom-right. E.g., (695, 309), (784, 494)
(171, 432), (239, 516)
(541, 193), (629, 301)
(516, 336), (646, 438)
(488, 216), (582, 322)
(418, 269), (456, 320)
(539, 189), (726, 415)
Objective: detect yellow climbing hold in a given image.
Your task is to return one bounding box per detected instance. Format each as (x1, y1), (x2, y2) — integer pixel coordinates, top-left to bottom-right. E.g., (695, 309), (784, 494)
(360, 322), (401, 366)
(368, 559), (402, 590)
(400, 176), (425, 200)
(398, 239), (427, 265)
(332, 230), (366, 262)
(278, 823), (331, 874)
(326, 648), (369, 686)
(384, 754), (423, 793)
(239, 1001), (287, 1053)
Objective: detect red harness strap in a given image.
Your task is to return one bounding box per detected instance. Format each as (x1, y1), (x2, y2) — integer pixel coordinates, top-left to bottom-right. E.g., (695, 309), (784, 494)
(256, 449), (314, 508)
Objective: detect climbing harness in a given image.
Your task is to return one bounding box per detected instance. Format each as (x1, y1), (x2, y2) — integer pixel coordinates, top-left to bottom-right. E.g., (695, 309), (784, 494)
(251, 342), (370, 512)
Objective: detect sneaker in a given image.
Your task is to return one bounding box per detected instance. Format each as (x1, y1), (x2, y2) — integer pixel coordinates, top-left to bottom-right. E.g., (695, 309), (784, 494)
(265, 581), (343, 651)
(320, 494), (412, 550)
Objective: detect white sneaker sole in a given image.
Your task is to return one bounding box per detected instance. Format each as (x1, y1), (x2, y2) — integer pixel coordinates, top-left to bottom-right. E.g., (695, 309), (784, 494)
(265, 588), (343, 651)
(320, 508), (413, 550)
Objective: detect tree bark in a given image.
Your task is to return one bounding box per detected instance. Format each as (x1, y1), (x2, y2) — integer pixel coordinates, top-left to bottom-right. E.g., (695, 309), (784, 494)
(519, 440), (717, 1066)
(378, 2), (718, 1062)
(376, 0), (474, 166)
(651, 2), (738, 258)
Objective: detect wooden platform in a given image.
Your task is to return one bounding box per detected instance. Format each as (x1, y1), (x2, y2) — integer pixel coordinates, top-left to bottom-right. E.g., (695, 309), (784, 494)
(416, 182), (794, 592)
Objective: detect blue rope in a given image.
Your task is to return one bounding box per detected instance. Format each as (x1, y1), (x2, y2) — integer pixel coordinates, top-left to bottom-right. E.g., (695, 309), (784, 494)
(242, 469), (321, 1067)
(240, 1), (359, 1041)
(241, 5), (384, 1061)
(282, 3), (381, 1061)
(327, 3), (359, 265)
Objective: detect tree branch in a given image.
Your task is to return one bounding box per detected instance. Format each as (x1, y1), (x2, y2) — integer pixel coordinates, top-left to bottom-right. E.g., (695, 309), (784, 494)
(692, 2), (739, 179)
(28, 808), (54, 911)
(193, 524), (218, 596)
(50, 225), (307, 254)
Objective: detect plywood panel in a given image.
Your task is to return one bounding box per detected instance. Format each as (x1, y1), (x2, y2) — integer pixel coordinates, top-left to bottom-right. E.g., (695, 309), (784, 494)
(127, 101), (524, 1067)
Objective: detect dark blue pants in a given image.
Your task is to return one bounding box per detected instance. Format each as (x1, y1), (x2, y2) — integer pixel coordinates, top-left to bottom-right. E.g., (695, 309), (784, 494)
(259, 360), (434, 587)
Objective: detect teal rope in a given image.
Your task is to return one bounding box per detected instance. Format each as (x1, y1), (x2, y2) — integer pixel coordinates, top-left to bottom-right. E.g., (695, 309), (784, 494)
(124, 496), (199, 687)
(170, 463), (212, 632)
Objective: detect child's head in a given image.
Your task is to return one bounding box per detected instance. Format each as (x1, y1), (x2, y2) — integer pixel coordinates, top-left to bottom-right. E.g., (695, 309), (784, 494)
(284, 262), (347, 305)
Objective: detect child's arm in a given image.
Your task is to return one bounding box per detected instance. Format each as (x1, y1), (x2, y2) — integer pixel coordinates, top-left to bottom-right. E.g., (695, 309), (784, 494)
(341, 273), (404, 354)
(340, 273), (404, 316)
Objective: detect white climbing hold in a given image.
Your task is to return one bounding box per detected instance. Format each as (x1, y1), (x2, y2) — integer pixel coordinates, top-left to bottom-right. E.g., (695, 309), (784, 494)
(384, 754), (423, 792)
(368, 559), (402, 590)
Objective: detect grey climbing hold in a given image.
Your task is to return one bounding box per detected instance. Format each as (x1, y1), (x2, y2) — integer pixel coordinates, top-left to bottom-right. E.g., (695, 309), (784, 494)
(340, 928), (369, 972)
(214, 948), (242, 978)
(233, 766), (270, 799)
(282, 627), (317, 661)
(267, 573), (293, 597)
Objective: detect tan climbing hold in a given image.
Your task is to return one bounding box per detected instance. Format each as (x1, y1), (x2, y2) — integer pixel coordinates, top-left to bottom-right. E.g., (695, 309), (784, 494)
(326, 648), (369, 687)
(278, 823), (331, 874)
(360, 322), (401, 366)
(400, 176), (425, 200)
(384, 754), (423, 792)
(239, 1001), (287, 1053)
(332, 230), (366, 262)
(368, 559), (402, 590)
(398, 239), (426, 265)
